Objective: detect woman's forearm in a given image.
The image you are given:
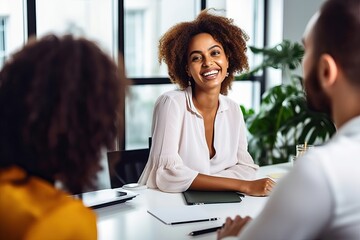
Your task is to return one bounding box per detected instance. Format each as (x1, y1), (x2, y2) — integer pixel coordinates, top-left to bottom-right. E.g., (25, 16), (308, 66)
(189, 173), (250, 192)
(189, 173), (275, 197)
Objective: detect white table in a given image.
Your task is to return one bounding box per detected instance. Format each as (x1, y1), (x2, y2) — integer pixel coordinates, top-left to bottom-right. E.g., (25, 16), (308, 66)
(95, 162), (292, 240)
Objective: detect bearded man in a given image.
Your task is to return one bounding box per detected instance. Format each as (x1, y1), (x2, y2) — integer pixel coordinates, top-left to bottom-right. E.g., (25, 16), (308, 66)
(218, 0), (360, 239)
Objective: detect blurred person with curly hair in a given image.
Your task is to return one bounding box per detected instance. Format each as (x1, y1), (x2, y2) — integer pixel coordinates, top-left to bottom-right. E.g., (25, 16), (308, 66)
(139, 9), (275, 196)
(0, 34), (126, 240)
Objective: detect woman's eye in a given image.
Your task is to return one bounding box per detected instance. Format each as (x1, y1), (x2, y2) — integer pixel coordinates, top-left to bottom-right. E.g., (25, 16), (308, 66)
(211, 50), (221, 56)
(191, 55), (202, 62)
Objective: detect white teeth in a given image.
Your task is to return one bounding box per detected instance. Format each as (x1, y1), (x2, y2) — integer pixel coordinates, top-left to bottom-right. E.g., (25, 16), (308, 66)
(203, 70), (218, 76)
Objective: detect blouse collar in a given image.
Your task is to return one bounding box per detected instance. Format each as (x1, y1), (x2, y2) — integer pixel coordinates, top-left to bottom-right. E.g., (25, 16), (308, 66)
(336, 115), (360, 140)
(184, 86), (229, 117)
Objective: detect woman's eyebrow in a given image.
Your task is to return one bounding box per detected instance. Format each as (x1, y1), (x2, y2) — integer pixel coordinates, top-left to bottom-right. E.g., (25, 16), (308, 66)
(188, 45), (222, 57)
(208, 44), (222, 51)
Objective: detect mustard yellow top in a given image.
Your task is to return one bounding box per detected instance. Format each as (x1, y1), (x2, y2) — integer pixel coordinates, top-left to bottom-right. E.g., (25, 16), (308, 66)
(0, 166), (97, 240)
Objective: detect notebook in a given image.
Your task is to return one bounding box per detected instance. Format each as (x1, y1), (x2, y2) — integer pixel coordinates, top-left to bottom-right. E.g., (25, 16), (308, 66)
(73, 188), (138, 209)
(183, 190), (243, 205)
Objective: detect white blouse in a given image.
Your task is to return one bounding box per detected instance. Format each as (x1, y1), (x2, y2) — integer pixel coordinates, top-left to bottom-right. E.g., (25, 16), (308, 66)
(138, 87), (258, 192)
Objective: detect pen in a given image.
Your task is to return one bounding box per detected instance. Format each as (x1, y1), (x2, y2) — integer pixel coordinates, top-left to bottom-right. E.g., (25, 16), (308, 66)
(189, 225), (223, 236)
(171, 217), (219, 225)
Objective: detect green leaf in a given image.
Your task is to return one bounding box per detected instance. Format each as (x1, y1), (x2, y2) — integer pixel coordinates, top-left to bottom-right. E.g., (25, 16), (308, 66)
(237, 40), (305, 80)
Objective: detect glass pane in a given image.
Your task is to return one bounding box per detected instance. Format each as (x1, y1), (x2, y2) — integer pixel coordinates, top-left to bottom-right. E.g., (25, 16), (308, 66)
(36, 0), (117, 58)
(228, 81), (260, 112)
(124, 0), (201, 78)
(0, 17), (6, 67)
(0, 0), (26, 69)
(125, 84), (177, 150)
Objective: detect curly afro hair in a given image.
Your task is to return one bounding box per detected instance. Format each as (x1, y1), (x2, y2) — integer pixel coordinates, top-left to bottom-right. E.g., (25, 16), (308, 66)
(0, 34), (127, 194)
(158, 9), (249, 94)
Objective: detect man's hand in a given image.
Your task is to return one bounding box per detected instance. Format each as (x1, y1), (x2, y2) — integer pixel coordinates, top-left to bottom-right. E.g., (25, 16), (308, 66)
(217, 215), (252, 240)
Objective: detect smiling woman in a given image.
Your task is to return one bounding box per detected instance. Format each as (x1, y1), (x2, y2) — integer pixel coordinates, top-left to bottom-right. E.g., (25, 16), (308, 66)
(138, 9), (275, 196)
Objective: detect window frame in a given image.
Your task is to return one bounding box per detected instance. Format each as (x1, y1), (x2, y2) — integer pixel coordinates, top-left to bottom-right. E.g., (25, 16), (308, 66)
(25, 0), (268, 151)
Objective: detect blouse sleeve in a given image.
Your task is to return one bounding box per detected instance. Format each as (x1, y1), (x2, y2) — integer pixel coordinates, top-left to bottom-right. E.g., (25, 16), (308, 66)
(138, 94), (198, 193)
(215, 153), (258, 180)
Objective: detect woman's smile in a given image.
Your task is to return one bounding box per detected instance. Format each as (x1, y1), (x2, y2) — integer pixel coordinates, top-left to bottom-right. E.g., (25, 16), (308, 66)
(202, 69), (220, 80)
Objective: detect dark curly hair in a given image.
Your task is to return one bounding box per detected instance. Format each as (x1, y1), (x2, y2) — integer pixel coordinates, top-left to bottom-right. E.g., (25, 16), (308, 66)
(313, 0), (360, 86)
(158, 9), (249, 95)
(0, 34), (127, 194)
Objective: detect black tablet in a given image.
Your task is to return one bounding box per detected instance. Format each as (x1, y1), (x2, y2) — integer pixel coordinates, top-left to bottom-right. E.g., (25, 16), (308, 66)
(183, 190), (243, 205)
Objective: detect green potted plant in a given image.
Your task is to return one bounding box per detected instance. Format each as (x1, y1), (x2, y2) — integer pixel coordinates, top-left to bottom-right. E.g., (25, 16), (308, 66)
(238, 40), (336, 166)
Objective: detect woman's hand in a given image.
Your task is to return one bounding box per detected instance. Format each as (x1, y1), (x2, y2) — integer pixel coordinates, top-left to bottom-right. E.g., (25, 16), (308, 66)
(242, 178), (276, 196)
(217, 215), (252, 240)
(189, 174), (275, 196)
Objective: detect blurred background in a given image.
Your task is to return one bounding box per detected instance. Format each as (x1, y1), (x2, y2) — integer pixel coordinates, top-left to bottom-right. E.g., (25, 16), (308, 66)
(0, 0), (325, 187)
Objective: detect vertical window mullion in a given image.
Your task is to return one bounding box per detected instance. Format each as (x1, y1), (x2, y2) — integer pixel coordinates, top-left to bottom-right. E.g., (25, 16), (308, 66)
(26, 0), (36, 37)
(118, 0), (126, 150)
(201, 0), (206, 10)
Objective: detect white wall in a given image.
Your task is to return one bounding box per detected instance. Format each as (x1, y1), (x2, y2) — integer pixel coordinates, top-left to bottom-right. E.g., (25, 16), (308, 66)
(282, 0), (325, 82)
(283, 0), (324, 43)
(266, 0), (325, 87)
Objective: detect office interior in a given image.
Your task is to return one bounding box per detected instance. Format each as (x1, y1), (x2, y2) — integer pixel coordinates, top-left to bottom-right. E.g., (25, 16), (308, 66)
(0, 0), (325, 189)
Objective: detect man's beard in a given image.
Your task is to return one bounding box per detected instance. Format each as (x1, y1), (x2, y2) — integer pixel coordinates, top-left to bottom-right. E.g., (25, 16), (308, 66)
(304, 62), (332, 117)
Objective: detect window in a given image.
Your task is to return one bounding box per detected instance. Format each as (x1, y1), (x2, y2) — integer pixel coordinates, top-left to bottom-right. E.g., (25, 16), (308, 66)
(5, 0), (266, 151)
(123, 0), (202, 149)
(124, 0), (200, 79)
(125, 84), (176, 149)
(124, 0), (264, 149)
(124, 9), (145, 76)
(36, 0), (118, 58)
(0, 0), (26, 69)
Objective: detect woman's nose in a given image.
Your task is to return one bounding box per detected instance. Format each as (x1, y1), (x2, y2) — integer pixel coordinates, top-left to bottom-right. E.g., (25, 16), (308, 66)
(202, 56), (213, 67)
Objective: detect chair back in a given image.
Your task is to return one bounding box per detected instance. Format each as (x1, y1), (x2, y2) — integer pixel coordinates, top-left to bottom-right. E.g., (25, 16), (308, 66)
(107, 148), (150, 188)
